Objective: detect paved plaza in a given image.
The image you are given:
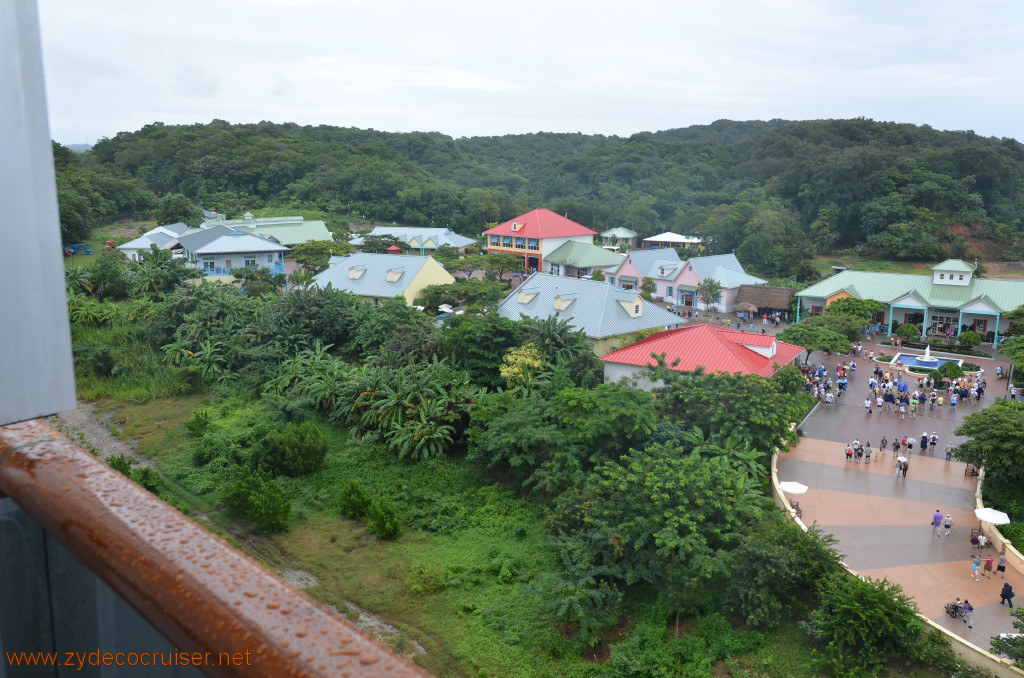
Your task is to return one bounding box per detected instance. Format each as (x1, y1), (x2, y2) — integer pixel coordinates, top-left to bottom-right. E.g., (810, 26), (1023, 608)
(778, 348), (1022, 650)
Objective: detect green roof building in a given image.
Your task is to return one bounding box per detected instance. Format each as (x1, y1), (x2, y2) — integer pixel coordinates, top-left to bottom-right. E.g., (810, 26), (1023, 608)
(795, 259), (1022, 345)
(545, 240), (626, 278)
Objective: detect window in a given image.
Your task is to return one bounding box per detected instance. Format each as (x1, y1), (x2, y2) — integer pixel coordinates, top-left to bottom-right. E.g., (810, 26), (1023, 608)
(527, 238), (539, 251)
(609, 277), (615, 285)
(244, 257), (256, 268)
(959, 274), (964, 280)
(666, 286), (674, 298)
(939, 273), (945, 279)
(490, 235), (499, 245)
(502, 236), (512, 247)
(514, 236), (525, 249)
(634, 304), (640, 314)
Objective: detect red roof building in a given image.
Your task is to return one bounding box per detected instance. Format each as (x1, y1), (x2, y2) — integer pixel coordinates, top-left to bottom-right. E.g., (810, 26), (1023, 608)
(484, 208), (597, 272)
(599, 323), (803, 387)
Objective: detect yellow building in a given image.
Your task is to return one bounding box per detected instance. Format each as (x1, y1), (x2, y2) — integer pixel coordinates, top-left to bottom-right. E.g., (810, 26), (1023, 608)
(313, 253), (455, 306)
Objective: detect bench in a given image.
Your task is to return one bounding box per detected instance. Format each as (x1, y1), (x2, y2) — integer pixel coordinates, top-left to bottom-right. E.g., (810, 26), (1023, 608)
(965, 464), (979, 477)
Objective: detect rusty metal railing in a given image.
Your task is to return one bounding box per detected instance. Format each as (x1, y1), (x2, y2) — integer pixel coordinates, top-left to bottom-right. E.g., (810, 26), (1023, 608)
(0, 419), (432, 677)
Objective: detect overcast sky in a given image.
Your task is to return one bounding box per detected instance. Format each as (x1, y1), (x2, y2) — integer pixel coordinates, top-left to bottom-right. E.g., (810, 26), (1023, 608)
(38, 0), (1024, 145)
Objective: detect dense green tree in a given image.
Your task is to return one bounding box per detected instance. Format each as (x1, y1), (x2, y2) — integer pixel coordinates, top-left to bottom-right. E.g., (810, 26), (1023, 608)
(429, 244), (463, 268)
(257, 421), (329, 476)
(648, 367), (812, 456)
(696, 278), (723, 310)
(348, 297), (439, 359)
(359, 234), (406, 253)
(991, 606), (1024, 667)
(1001, 335), (1024, 373)
(88, 250), (131, 301)
(483, 252), (529, 280)
(290, 240), (340, 274)
(231, 267), (286, 296)
(776, 324), (851, 362)
(414, 279), (508, 312)
(735, 200), (814, 279)
(896, 323), (921, 340)
(806, 573), (924, 676)
(954, 400), (1024, 484)
(957, 330), (983, 348)
(550, 444), (770, 623)
(442, 313), (523, 388)
(156, 192), (202, 227)
(639, 278), (656, 301)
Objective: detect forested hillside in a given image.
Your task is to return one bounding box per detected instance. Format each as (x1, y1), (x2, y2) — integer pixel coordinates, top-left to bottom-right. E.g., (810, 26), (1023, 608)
(60, 118), (1024, 277)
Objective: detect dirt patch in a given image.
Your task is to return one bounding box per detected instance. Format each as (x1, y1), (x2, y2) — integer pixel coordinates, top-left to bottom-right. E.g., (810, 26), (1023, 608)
(279, 568), (319, 589)
(48, 402), (156, 470)
(330, 600), (426, 659)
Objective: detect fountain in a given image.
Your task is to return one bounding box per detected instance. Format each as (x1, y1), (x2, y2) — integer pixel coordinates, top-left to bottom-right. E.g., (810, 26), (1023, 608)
(917, 344), (939, 365)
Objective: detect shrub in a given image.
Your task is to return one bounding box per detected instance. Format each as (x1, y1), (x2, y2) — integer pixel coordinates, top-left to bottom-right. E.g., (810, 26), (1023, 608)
(191, 430), (238, 466)
(803, 572), (923, 676)
(106, 453), (134, 476)
(222, 467), (291, 533)
(184, 409), (211, 437)
(132, 466), (163, 493)
(875, 355), (893, 363)
(75, 344), (116, 377)
(986, 330), (996, 343)
(896, 323), (920, 340)
(367, 497), (401, 540)
(338, 481), (372, 519)
(259, 421), (329, 477)
(934, 360), (965, 380)
(958, 331), (983, 348)
(600, 609), (706, 677)
(961, 362), (981, 372)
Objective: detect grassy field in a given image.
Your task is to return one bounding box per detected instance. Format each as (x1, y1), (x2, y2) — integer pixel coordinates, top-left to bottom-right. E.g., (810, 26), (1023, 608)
(63, 221), (154, 268)
(811, 255), (936, 278)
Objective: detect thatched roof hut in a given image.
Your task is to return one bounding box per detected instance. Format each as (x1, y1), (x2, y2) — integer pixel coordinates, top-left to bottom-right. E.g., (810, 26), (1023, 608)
(734, 285), (795, 312)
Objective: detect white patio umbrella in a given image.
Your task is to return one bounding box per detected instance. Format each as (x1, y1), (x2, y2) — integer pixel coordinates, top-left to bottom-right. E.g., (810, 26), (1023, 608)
(975, 507), (1011, 525)
(897, 456), (908, 463)
(778, 481), (809, 495)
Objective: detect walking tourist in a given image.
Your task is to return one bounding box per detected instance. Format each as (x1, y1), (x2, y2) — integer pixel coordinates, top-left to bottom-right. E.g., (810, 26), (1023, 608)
(1001, 583), (1015, 607)
(932, 509), (944, 537)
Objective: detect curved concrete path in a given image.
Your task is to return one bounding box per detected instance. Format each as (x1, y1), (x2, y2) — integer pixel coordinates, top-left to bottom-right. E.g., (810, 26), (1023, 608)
(778, 355), (1023, 649)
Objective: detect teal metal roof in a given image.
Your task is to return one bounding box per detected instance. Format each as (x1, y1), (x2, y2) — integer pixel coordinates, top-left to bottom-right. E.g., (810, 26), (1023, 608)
(546, 241), (626, 268)
(932, 259), (977, 272)
(312, 252), (442, 298)
(797, 269), (1024, 312)
(498, 273), (682, 339)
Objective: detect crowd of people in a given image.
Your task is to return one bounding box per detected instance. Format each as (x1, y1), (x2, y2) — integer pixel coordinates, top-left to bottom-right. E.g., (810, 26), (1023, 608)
(802, 357), (988, 420)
